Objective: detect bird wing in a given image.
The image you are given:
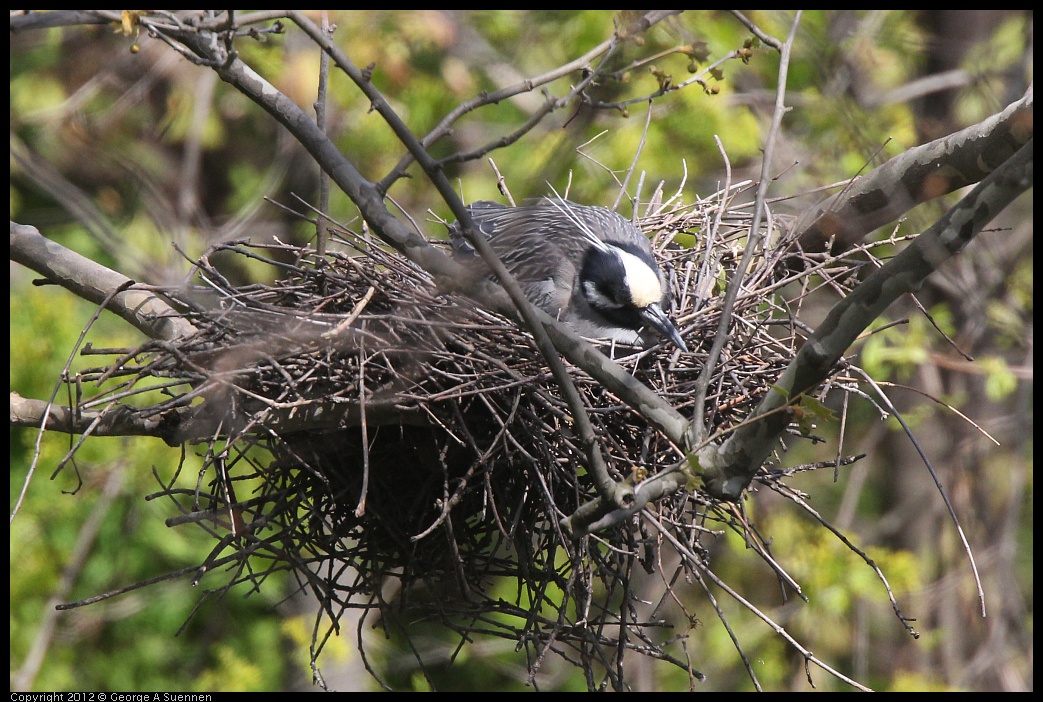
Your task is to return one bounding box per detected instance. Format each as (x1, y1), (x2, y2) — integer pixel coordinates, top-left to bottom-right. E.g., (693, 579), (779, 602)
(452, 201), (582, 314)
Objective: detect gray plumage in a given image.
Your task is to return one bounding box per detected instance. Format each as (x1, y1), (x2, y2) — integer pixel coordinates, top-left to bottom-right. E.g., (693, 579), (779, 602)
(450, 199), (687, 351)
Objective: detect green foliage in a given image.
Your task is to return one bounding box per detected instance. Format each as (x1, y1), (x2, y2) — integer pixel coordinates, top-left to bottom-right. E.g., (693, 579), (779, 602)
(988, 256), (1033, 345)
(10, 265), (294, 691)
(795, 394), (837, 437)
(689, 509), (922, 691)
(9, 71), (67, 123)
(860, 315), (931, 381)
(193, 645), (266, 692)
(886, 670), (962, 692)
(282, 613), (352, 679)
(859, 291), (1025, 404)
(978, 356), (1018, 401)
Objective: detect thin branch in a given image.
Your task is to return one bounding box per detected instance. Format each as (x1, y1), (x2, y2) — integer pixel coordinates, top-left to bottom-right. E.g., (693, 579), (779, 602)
(850, 366), (986, 618)
(645, 512), (874, 691)
(726, 10), (783, 51)
(10, 467), (125, 691)
(312, 12), (333, 260)
(689, 12), (802, 446)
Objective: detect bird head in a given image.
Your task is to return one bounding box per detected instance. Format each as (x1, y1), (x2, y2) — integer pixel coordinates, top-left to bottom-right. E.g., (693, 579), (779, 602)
(579, 243), (688, 352)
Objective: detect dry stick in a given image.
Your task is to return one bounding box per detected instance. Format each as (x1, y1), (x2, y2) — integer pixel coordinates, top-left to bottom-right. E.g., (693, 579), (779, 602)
(10, 276), (137, 520)
(689, 12), (800, 447)
(488, 158), (517, 206)
(690, 136), (733, 434)
(354, 344), (369, 518)
(851, 365), (986, 618)
(611, 99), (655, 213)
(313, 11), (332, 260)
(770, 475), (921, 639)
(645, 512), (874, 691)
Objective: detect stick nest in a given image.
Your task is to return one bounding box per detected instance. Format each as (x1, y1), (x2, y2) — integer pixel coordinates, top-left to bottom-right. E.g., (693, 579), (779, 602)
(84, 188), (843, 686)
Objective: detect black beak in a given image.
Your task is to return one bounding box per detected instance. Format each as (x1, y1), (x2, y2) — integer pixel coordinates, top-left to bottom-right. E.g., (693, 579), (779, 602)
(640, 304), (688, 352)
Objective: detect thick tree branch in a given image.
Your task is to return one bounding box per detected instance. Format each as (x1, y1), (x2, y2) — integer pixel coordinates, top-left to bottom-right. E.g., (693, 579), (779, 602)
(9, 10), (109, 32)
(701, 138), (1033, 501)
(9, 391), (428, 447)
(9, 392), (189, 441)
(10, 222), (198, 343)
(792, 84), (1033, 257)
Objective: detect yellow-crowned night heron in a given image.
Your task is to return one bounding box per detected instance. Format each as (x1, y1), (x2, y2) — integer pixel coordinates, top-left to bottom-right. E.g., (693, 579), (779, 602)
(450, 199), (687, 352)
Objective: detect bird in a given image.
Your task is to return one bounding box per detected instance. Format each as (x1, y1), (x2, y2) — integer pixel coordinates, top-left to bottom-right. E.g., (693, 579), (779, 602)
(449, 198), (687, 352)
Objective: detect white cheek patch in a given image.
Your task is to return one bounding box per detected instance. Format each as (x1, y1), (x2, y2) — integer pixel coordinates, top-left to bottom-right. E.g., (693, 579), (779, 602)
(617, 249), (664, 308)
(583, 279), (620, 310)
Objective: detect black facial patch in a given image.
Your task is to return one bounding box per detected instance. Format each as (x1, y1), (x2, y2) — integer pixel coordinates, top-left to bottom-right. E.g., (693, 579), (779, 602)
(579, 248), (645, 329)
